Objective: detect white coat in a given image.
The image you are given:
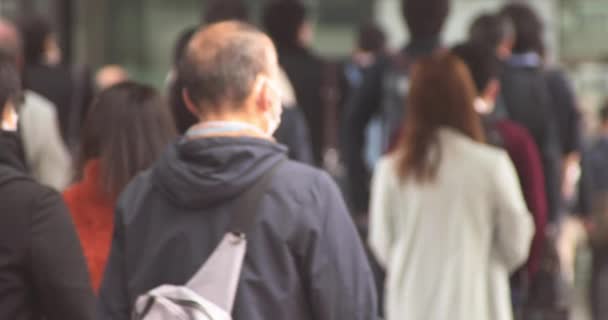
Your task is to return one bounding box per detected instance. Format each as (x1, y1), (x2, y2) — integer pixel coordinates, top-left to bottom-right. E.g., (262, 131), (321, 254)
(369, 128), (534, 320)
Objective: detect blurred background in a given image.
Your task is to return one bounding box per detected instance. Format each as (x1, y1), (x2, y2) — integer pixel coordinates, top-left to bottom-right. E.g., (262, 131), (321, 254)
(1, 1), (607, 318)
(0, 1), (605, 108)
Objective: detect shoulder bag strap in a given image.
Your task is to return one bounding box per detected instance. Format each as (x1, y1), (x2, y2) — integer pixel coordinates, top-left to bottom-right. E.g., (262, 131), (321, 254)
(228, 158), (286, 236)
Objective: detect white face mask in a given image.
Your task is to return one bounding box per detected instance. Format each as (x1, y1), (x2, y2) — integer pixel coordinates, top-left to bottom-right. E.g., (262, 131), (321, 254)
(262, 78), (283, 136)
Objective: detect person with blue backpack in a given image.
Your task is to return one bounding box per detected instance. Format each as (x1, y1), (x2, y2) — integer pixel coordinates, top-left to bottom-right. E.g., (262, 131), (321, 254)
(343, 0), (449, 217)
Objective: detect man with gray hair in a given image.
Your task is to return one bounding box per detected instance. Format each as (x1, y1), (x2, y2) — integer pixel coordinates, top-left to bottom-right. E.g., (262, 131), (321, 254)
(98, 21), (378, 320)
(0, 18), (71, 191)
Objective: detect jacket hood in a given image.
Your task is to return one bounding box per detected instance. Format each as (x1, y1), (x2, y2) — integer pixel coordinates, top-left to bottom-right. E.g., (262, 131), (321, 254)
(153, 136), (288, 209)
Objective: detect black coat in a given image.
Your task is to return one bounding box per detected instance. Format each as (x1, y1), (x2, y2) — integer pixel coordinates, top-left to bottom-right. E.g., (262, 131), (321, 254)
(275, 106), (314, 165)
(279, 47), (326, 166)
(98, 136), (378, 320)
(499, 64), (577, 222)
(0, 132), (95, 320)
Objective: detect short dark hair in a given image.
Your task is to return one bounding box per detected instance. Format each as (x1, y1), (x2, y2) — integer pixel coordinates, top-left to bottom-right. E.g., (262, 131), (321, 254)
(17, 15), (53, 65)
(204, 0), (249, 24)
(469, 13), (514, 50)
(79, 82), (176, 197)
(452, 42), (500, 93)
(179, 21), (273, 114)
(500, 3), (544, 55)
(263, 0), (307, 49)
(358, 22), (386, 53)
(401, 0), (450, 39)
(0, 52), (21, 115)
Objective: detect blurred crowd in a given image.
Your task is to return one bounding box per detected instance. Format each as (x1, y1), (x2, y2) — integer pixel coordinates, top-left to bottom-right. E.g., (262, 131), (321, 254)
(0, 0), (606, 319)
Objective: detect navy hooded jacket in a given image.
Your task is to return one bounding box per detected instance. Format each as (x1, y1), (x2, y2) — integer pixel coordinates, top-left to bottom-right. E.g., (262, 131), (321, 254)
(97, 136), (378, 320)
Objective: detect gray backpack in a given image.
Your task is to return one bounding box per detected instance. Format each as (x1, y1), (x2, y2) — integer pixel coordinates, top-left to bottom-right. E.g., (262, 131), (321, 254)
(131, 161), (284, 320)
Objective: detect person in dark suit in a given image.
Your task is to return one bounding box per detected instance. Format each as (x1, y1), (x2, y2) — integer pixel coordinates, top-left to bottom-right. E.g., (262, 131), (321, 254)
(263, 1), (326, 167)
(0, 51), (95, 320)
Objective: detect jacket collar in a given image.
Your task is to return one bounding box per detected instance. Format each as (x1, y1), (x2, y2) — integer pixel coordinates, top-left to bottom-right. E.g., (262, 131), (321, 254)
(508, 52), (542, 68)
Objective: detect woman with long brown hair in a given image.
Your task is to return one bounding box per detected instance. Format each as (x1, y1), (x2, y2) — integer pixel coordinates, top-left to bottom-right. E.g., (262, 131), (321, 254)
(64, 82), (176, 292)
(368, 52), (534, 320)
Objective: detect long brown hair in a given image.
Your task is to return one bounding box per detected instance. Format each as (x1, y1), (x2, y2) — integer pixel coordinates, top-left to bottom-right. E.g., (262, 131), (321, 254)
(396, 52), (484, 182)
(78, 82), (177, 198)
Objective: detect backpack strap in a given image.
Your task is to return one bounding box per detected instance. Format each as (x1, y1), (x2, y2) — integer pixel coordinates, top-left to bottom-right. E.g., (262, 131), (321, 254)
(227, 158), (286, 236)
(184, 158), (286, 313)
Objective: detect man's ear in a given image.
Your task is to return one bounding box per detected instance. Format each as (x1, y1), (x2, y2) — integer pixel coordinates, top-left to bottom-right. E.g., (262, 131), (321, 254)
(182, 88), (200, 118)
(254, 76), (272, 114)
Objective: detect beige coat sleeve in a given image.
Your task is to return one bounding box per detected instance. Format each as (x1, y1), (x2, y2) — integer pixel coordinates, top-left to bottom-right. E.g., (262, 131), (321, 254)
(492, 152), (535, 272)
(20, 92), (72, 191)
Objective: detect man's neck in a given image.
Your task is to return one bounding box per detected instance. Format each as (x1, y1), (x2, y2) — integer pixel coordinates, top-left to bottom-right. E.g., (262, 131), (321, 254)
(188, 119), (270, 140)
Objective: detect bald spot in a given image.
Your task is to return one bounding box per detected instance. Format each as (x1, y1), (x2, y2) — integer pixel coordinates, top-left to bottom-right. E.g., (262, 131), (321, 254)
(187, 21), (275, 72)
(181, 21), (277, 111)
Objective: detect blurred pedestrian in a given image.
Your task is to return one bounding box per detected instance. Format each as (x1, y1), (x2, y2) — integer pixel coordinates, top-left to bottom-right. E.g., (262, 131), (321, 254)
(338, 22), (387, 172)
(0, 18), (70, 191)
(368, 52), (533, 320)
(499, 4), (582, 222)
(63, 82), (176, 292)
(344, 0), (449, 217)
(274, 66), (315, 164)
(577, 103), (608, 320)
(263, 0), (326, 167)
(0, 51), (95, 320)
(19, 15), (94, 151)
(469, 12), (515, 61)
(97, 21), (377, 320)
(453, 41), (546, 275)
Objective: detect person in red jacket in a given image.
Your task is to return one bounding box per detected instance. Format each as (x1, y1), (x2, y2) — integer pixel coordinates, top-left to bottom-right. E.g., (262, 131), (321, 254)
(452, 42), (547, 277)
(64, 82), (176, 291)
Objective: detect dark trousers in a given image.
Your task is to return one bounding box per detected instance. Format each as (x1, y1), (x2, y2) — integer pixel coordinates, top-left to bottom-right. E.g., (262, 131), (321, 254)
(591, 244), (608, 320)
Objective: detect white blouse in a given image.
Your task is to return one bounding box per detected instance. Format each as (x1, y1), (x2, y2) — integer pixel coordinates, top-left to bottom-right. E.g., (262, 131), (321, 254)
(369, 128), (534, 320)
